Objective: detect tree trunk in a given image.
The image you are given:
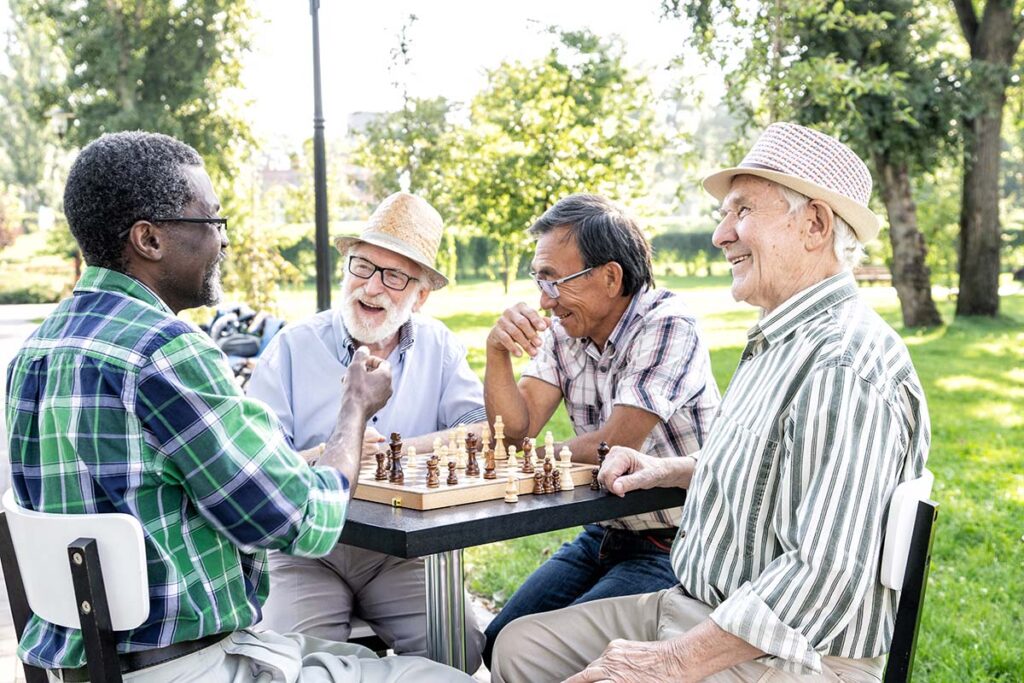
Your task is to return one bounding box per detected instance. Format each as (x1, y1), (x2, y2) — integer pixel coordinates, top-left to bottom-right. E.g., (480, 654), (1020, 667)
(501, 243), (515, 294)
(951, 0), (1022, 317)
(875, 158), (943, 328)
(956, 100), (1004, 316)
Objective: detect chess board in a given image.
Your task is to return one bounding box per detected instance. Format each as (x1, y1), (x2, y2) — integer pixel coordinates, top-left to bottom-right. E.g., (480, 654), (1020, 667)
(353, 456), (596, 510)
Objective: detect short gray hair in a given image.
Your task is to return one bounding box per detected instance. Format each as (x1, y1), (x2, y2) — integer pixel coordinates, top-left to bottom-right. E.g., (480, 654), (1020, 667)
(777, 185), (865, 270)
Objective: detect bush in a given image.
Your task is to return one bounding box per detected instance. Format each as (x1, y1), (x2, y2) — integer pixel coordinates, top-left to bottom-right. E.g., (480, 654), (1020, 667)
(0, 284), (62, 304)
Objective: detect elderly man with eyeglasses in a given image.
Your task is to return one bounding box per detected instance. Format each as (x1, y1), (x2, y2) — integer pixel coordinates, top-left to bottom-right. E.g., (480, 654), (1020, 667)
(481, 193), (720, 667)
(248, 192), (487, 670)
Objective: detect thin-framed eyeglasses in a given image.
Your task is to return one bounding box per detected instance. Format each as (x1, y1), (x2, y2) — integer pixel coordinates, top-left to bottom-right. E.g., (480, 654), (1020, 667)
(347, 255), (419, 292)
(530, 266), (594, 299)
(119, 216), (228, 239)
(712, 204), (789, 223)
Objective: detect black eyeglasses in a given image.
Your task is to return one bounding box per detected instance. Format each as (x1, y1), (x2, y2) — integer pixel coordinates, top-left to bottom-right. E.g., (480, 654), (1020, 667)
(347, 255), (419, 292)
(120, 216), (228, 238)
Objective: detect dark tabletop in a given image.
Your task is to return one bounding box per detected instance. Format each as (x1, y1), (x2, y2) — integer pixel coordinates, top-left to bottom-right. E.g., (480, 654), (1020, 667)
(338, 486), (687, 558)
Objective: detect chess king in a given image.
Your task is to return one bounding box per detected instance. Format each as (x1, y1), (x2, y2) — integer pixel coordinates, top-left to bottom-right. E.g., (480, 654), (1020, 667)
(481, 193), (722, 666)
(248, 192), (487, 668)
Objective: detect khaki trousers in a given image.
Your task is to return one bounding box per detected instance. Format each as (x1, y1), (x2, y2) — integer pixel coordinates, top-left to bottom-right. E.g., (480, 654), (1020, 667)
(46, 629), (472, 682)
(490, 588), (885, 683)
(260, 547), (485, 672)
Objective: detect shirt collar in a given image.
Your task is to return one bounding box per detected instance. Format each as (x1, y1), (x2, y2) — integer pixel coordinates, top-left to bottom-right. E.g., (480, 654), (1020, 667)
(73, 266), (172, 314)
(333, 310), (417, 363)
(580, 288), (650, 357)
(752, 271), (859, 346)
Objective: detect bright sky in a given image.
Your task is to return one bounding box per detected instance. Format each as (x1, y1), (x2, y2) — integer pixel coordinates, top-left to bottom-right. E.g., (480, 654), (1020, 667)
(244, 0), (715, 148)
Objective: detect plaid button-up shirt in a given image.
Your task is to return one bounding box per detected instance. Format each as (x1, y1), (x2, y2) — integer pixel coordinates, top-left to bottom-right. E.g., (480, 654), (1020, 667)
(523, 287), (720, 531)
(5, 267), (348, 670)
(672, 272), (930, 673)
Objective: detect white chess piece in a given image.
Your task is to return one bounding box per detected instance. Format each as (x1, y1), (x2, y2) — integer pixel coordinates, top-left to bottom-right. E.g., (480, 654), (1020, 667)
(494, 416), (506, 460)
(433, 437), (442, 454)
(558, 446), (574, 491)
(406, 445), (417, 469)
(507, 444), (518, 471)
(545, 431), (555, 459)
(504, 472), (519, 503)
(438, 445), (449, 470)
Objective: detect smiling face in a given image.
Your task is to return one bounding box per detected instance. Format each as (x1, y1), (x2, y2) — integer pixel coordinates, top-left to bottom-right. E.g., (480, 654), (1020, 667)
(339, 242), (429, 346)
(712, 175), (817, 313)
(531, 226), (625, 346)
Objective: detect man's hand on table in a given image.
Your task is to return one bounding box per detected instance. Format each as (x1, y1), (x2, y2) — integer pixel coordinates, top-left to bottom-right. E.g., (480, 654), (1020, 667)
(487, 302), (548, 358)
(562, 639), (689, 683)
(599, 446), (668, 496)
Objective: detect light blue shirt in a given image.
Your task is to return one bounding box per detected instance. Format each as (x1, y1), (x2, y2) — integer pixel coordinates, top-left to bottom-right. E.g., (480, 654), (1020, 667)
(247, 308), (486, 450)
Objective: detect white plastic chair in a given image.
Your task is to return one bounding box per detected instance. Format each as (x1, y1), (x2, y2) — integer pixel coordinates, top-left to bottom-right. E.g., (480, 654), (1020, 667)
(0, 489), (150, 683)
(879, 469), (938, 682)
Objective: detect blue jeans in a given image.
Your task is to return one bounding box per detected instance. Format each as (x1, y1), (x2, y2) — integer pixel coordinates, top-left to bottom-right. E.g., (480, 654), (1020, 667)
(482, 524), (678, 668)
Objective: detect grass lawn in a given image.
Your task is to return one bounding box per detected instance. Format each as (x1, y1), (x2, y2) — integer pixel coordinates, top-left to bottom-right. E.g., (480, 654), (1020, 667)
(273, 276), (1023, 681)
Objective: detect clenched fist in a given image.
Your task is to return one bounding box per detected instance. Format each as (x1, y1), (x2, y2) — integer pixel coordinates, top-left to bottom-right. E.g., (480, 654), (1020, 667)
(340, 346), (393, 418)
(487, 302), (549, 358)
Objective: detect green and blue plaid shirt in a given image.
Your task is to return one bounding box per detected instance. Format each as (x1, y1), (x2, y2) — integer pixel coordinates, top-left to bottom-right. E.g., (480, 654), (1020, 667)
(5, 267), (349, 670)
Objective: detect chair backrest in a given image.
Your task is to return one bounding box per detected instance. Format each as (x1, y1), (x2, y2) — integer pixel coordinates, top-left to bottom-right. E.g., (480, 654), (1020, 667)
(880, 468), (933, 590)
(1, 489), (150, 631)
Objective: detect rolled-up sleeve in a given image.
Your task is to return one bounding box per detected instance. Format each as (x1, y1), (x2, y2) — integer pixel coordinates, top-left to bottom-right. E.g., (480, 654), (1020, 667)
(709, 365), (907, 673)
(437, 337), (487, 428)
(521, 328), (561, 388)
(614, 314), (706, 421)
(136, 333), (348, 559)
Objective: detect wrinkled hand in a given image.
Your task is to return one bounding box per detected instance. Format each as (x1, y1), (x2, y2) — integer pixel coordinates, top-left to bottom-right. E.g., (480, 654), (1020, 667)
(340, 346), (392, 418)
(486, 302), (549, 358)
(599, 446), (666, 497)
(362, 426), (386, 459)
(297, 443), (325, 464)
(563, 640), (686, 683)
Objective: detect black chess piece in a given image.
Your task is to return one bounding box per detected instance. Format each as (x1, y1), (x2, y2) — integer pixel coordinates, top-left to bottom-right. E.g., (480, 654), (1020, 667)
(389, 433), (404, 484)
(375, 451), (387, 481)
(447, 461), (459, 486)
(484, 448), (497, 480)
(533, 470), (545, 495)
(522, 438), (534, 474)
(596, 441), (610, 491)
(426, 457), (440, 488)
(466, 434), (480, 477)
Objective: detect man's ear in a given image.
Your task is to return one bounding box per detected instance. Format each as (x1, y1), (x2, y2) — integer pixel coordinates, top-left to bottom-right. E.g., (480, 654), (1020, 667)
(125, 221), (164, 262)
(805, 200), (835, 253)
(602, 261), (624, 297)
(411, 283), (430, 312)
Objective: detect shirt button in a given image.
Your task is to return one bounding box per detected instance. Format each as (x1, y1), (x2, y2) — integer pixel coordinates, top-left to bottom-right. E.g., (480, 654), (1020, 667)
(678, 530), (686, 539)
(598, 365), (608, 372)
(372, 416), (378, 422)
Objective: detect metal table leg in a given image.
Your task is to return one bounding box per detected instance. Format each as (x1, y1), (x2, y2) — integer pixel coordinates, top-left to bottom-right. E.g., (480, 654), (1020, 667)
(424, 549), (467, 671)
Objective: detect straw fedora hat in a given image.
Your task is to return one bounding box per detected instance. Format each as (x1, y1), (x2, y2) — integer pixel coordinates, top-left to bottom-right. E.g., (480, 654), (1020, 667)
(702, 123), (880, 243)
(335, 192), (448, 290)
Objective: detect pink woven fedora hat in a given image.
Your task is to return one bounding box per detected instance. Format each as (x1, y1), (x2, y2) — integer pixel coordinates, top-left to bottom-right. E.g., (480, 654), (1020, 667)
(335, 192), (448, 290)
(703, 123), (880, 242)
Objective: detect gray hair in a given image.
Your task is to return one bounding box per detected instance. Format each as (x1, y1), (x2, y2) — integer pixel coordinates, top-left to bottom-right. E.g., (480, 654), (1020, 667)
(63, 131), (203, 271)
(777, 185), (865, 270)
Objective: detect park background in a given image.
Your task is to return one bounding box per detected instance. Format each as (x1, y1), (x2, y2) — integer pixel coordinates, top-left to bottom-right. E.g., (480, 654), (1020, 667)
(0, 0), (1022, 681)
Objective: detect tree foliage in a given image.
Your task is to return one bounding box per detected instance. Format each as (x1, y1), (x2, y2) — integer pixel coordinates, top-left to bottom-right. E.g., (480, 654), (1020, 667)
(451, 29), (662, 292)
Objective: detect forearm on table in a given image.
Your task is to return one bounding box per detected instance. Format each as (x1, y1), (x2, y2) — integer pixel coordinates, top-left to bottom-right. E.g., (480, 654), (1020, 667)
(484, 347), (531, 440)
(319, 398), (370, 488)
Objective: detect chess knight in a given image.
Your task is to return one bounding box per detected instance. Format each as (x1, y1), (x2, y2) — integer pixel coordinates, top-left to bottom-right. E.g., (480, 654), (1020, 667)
(481, 193), (721, 667)
(249, 192), (487, 668)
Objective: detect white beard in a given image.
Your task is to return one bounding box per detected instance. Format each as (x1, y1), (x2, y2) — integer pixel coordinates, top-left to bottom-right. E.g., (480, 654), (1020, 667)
(340, 285), (417, 345)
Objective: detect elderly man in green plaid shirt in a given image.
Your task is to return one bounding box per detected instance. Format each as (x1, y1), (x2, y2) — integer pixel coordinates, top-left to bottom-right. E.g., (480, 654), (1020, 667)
(5, 131), (472, 682)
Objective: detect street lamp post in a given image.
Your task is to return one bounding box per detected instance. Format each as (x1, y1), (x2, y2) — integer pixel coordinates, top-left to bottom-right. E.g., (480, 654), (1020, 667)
(310, 0), (331, 312)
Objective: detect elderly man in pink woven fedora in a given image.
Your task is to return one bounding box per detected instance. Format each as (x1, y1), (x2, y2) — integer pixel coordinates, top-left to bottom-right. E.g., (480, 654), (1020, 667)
(248, 192), (487, 670)
(490, 123), (930, 682)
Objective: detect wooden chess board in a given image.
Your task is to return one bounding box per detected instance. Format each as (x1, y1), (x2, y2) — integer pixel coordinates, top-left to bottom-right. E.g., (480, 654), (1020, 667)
(353, 456), (596, 510)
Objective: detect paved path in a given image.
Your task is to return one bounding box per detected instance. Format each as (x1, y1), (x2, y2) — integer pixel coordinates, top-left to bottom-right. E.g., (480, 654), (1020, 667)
(0, 304), (494, 681)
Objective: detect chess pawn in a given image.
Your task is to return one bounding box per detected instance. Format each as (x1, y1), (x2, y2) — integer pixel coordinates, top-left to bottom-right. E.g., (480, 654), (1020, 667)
(559, 446), (574, 491)
(484, 447), (496, 480)
(521, 438), (534, 474)
(457, 445), (467, 471)
(493, 415), (506, 460)
(374, 451), (388, 481)
(447, 461), (459, 486)
(406, 445), (417, 470)
(533, 470), (545, 495)
(448, 430), (457, 455)
(432, 437), (442, 455)
(551, 468), (561, 492)
(590, 467), (601, 491)
(543, 457), (555, 494)
(545, 430), (555, 460)
(438, 445), (449, 470)
(427, 457), (440, 488)
(507, 445), (518, 471)
(596, 441), (610, 491)
(504, 472), (519, 503)
(481, 424), (491, 452)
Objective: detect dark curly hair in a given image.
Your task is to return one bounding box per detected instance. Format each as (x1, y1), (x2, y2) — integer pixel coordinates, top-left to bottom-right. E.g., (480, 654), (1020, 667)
(63, 131), (203, 271)
(528, 194), (655, 297)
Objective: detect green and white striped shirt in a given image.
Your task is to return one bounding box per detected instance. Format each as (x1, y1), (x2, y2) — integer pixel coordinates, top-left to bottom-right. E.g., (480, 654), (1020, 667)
(671, 272), (929, 674)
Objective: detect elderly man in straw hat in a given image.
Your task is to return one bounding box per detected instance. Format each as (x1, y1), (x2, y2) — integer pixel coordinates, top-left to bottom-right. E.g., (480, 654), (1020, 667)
(490, 123), (930, 682)
(249, 192), (487, 669)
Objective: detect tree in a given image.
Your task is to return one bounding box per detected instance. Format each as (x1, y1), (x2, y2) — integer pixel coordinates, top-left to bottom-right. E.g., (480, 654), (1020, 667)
(452, 29), (661, 292)
(0, 0), (66, 215)
(19, 0), (256, 179)
(950, 0), (1023, 316)
(663, 0), (956, 327)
